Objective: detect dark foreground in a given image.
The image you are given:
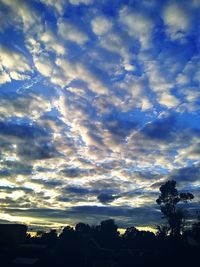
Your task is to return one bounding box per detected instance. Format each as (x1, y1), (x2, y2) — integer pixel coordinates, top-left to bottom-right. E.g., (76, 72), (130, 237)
(0, 243), (199, 267)
(0, 223), (199, 267)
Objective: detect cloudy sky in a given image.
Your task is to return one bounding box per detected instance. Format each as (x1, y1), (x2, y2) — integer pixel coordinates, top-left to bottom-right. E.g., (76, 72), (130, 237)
(0, 0), (199, 230)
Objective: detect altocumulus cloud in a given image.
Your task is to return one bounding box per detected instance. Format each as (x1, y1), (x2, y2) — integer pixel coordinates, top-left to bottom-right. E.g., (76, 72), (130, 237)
(0, 0), (199, 229)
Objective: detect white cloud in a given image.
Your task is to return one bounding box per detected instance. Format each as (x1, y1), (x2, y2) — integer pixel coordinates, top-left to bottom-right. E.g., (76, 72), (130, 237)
(191, 0), (200, 7)
(1, 0), (39, 32)
(116, 75), (153, 111)
(33, 55), (54, 77)
(176, 74), (189, 85)
(55, 58), (108, 94)
(144, 60), (172, 92)
(0, 68), (11, 84)
(163, 3), (190, 40)
(39, 0), (65, 15)
(0, 3), (17, 31)
(0, 45), (30, 72)
(177, 88), (200, 113)
(9, 71), (30, 81)
(69, 0), (93, 5)
(58, 19), (88, 45)
(175, 140), (200, 164)
(123, 63), (135, 72)
(26, 37), (42, 55)
(40, 30), (65, 55)
(0, 45), (31, 84)
(99, 33), (133, 72)
(0, 93), (52, 120)
(91, 16), (112, 36)
(141, 98), (153, 111)
(159, 93), (180, 108)
(119, 7), (153, 49)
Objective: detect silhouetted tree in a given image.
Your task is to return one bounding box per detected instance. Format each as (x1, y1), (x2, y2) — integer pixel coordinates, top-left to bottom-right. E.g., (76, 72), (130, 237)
(41, 229), (58, 247)
(123, 226), (155, 249)
(75, 222), (91, 235)
(58, 225), (76, 247)
(123, 226), (139, 239)
(156, 225), (170, 237)
(156, 180), (194, 236)
(94, 219), (120, 249)
(190, 210), (200, 242)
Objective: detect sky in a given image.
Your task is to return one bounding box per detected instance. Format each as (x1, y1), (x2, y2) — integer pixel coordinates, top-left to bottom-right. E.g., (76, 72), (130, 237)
(0, 0), (199, 231)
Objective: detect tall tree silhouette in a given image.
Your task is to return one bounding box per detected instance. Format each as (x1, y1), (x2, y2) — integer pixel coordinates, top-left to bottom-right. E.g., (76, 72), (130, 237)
(156, 180), (194, 236)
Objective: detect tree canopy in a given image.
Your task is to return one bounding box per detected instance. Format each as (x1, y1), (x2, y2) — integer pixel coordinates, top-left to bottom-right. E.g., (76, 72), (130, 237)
(156, 180), (194, 236)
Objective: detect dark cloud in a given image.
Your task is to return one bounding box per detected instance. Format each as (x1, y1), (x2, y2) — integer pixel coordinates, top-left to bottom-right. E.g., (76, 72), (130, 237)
(141, 113), (200, 144)
(0, 169), (10, 177)
(17, 140), (60, 160)
(0, 185), (33, 193)
(31, 179), (63, 188)
(97, 193), (119, 204)
(35, 167), (55, 173)
(60, 167), (82, 177)
(0, 196), (33, 208)
(88, 178), (125, 194)
(169, 164), (200, 183)
(150, 180), (168, 189)
(60, 167), (96, 178)
(0, 118), (60, 160)
(1, 160), (33, 175)
(0, 119), (48, 140)
(56, 196), (71, 202)
(63, 186), (91, 195)
(2, 205), (161, 227)
(58, 186), (97, 204)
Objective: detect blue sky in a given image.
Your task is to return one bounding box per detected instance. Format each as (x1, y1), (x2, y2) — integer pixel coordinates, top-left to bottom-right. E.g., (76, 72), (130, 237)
(0, 0), (199, 230)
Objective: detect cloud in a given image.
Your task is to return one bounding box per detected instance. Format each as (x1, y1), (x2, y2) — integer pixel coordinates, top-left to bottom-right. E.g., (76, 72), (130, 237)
(0, 118), (60, 160)
(0, 2), (16, 31)
(58, 19), (88, 45)
(55, 59), (108, 94)
(0, 120), (48, 140)
(0, 0), (199, 229)
(119, 6), (154, 49)
(169, 164), (200, 183)
(1, 205), (161, 227)
(91, 16), (112, 36)
(0, 0), (39, 32)
(31, 178), (63, 188)
(141, 114), (176, 141)
(175, 142), (200, 163)
(98, 32), (133, 72)
(116, 75), (153, 111)
(39, 0), (65, 15)
(17, 141), (59, 160)
(61, 167), (82, 177)
(39, 28), (66, 55)
(159, 93), (180, 108)
(97, 193), (118, 204)
(0, 185), (33, 194)
(63, 186), (90, 195)
(0, 67), (11, 84)
(33, 54), (54, 77)
(103, 113), (138, 139)
(0, 45), (31, 84)
(163, 2), (191, 41)
(0, 92), (52, 120)
(0, 160), (32, 176)
(69, 0), (93, 5)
